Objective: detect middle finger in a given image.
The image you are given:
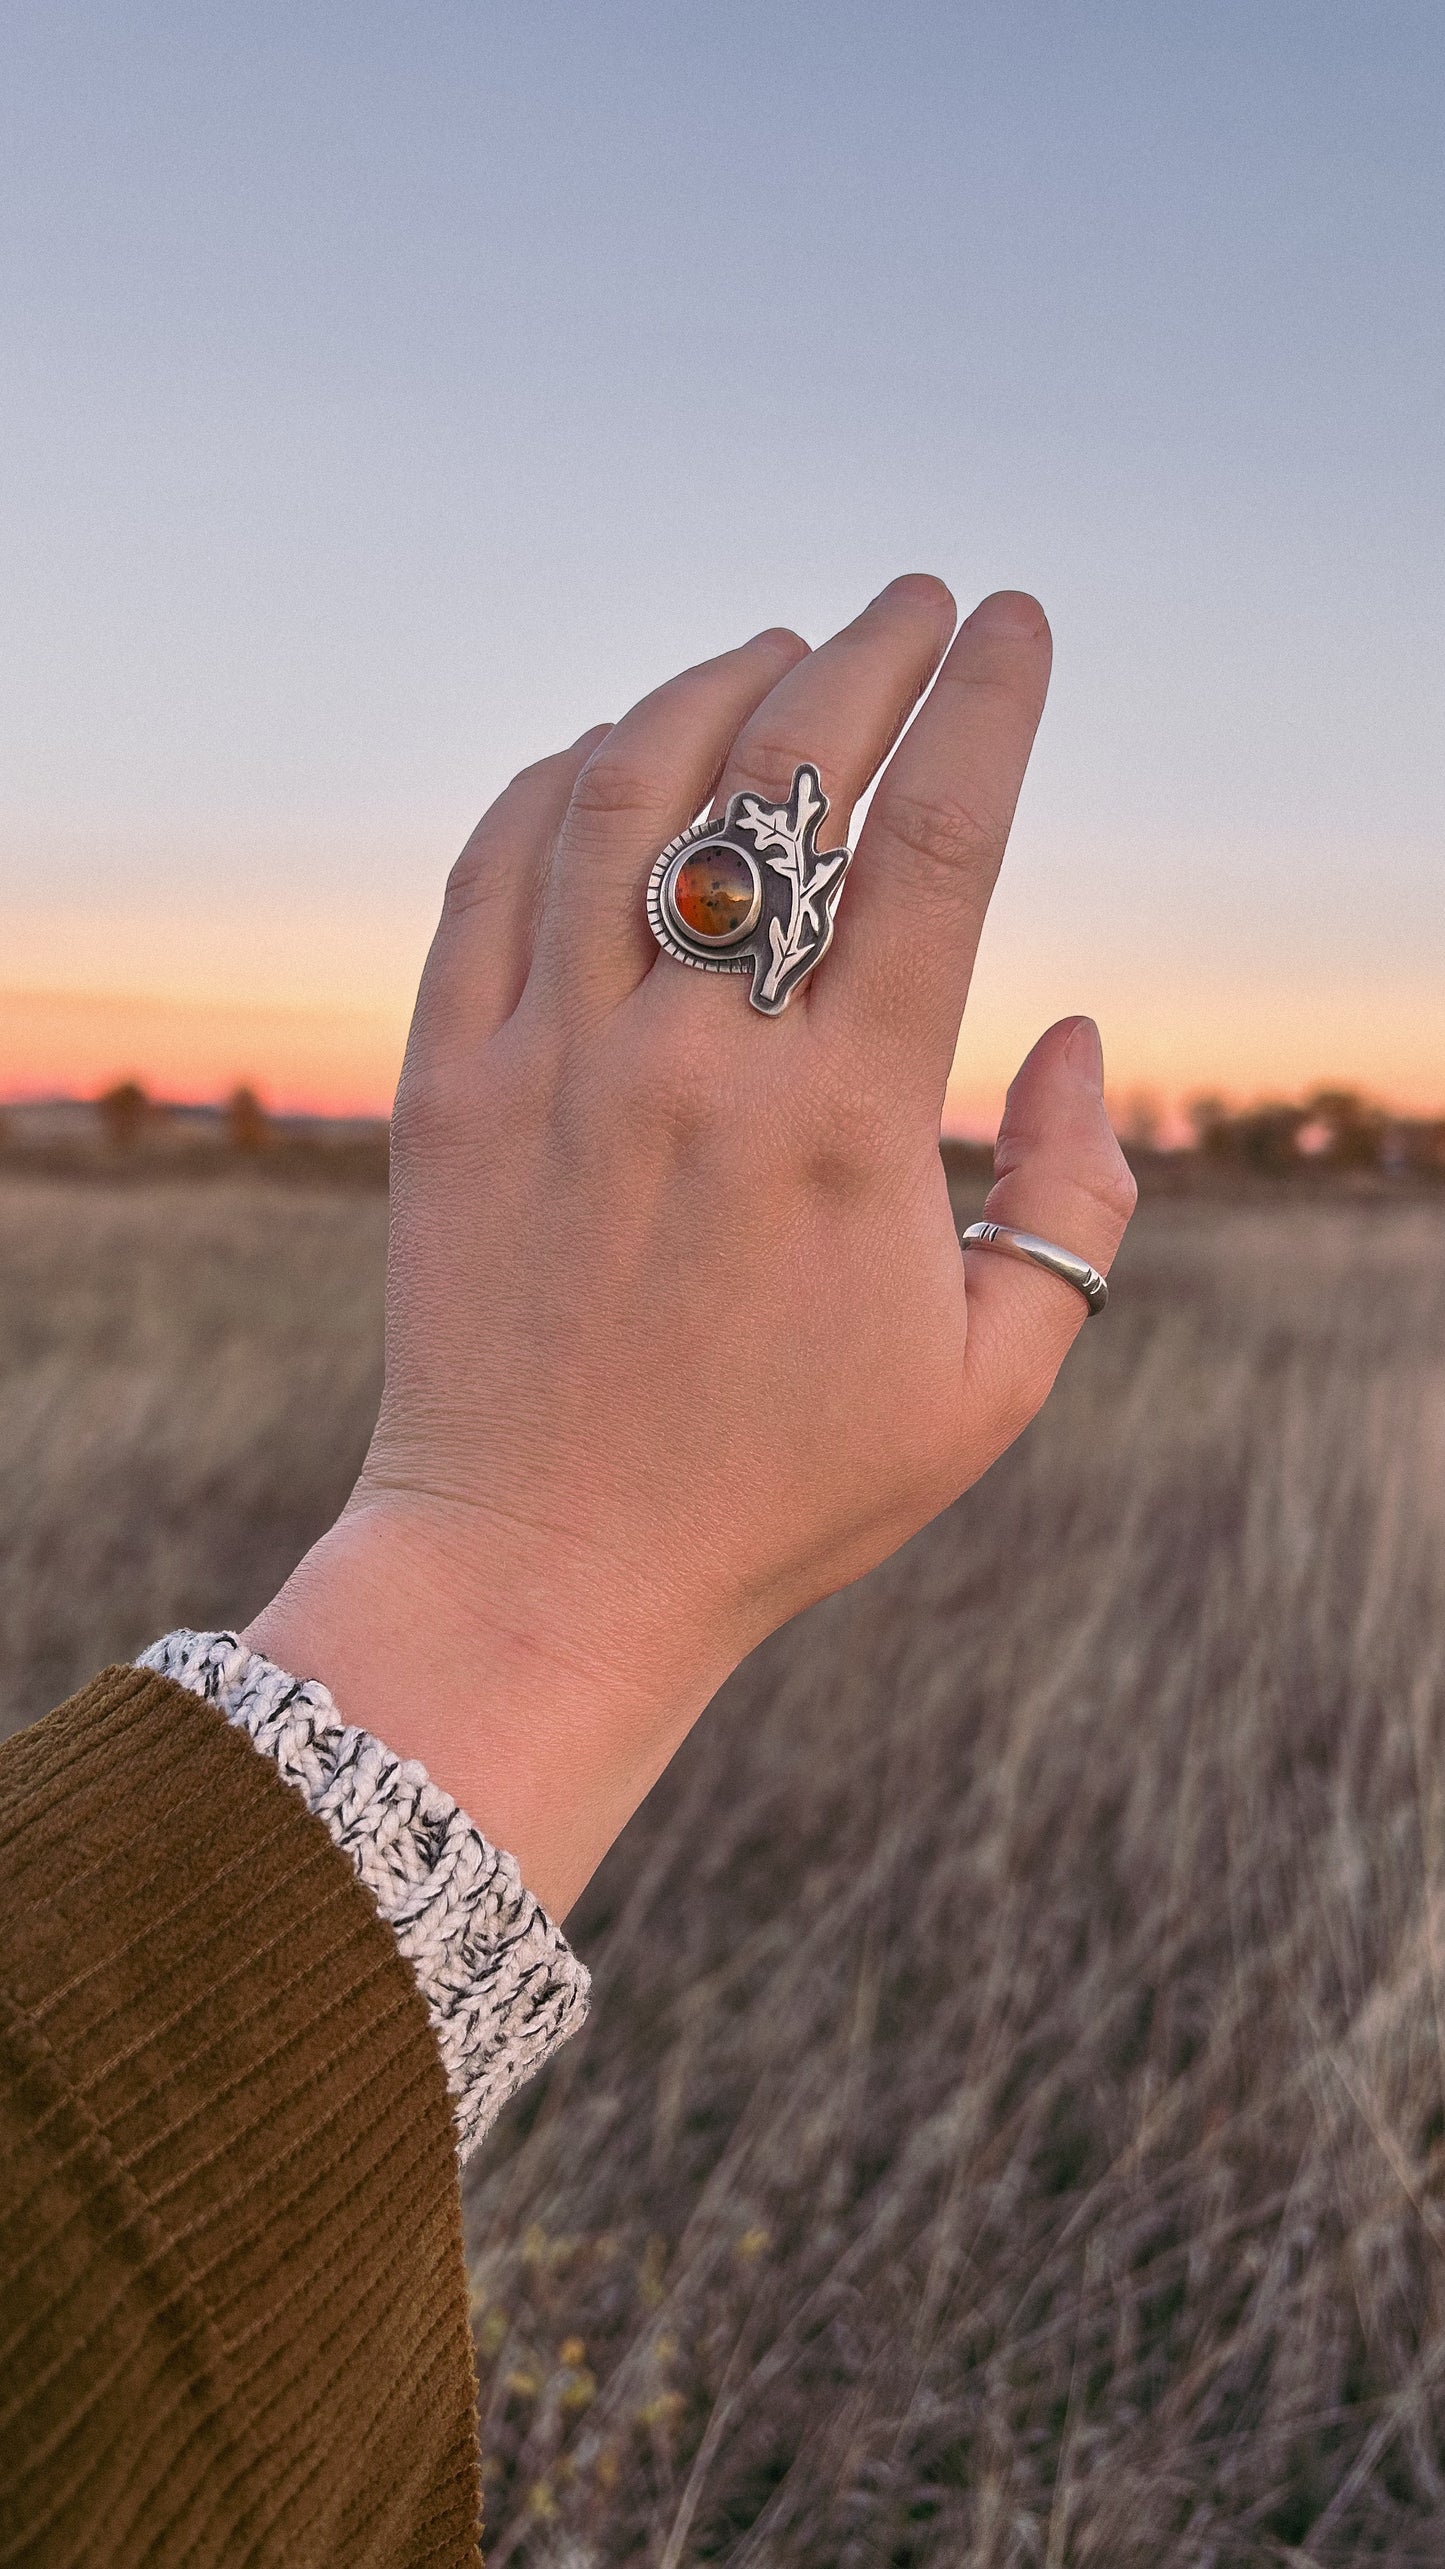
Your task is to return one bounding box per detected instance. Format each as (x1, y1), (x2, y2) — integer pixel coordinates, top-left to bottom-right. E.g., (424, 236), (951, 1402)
(642, 575), (957, 1021)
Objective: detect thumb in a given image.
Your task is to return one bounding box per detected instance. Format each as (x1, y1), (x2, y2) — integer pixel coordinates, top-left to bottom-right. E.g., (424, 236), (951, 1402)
(957, 1016), (1137, 1472)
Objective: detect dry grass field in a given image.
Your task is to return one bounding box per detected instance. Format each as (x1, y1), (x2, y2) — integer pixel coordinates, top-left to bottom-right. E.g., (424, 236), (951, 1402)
(5, 1169), (1445, 2564)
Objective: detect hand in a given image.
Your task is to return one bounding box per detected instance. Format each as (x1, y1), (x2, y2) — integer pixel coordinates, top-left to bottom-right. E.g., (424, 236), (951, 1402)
(248, 578), (1136, 1915)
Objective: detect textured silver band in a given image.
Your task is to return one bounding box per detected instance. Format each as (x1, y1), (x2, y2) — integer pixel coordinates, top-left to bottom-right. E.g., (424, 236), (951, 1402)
(960, 1220), (1109, 1316)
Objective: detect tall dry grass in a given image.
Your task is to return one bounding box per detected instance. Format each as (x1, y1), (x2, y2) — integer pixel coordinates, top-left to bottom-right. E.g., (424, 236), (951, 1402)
(4, 1173), (1445, 2562)
(0, 1174), (385, 1735)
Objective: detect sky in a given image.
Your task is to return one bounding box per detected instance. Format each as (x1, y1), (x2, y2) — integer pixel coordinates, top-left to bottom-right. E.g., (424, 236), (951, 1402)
(1, 0), (1441, 1131)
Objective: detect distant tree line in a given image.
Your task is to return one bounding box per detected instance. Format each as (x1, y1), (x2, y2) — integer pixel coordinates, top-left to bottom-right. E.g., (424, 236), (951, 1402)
(1185, 1088), (1445, 1175)
(4, 1078), (1438, 1184)
(97, 1081), (272, 1153)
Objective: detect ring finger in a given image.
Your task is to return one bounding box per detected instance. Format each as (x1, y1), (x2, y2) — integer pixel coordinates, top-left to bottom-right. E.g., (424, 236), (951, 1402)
(529, 627), (809, 1016)
(640, 574), (957, 1027)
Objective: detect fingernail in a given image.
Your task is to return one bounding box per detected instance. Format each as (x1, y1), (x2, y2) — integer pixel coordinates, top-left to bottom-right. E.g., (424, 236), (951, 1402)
(1065, 1016), (1104, 1088)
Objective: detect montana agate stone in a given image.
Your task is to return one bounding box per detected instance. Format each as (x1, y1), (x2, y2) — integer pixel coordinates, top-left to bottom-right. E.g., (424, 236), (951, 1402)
(671, 842), (756, 941)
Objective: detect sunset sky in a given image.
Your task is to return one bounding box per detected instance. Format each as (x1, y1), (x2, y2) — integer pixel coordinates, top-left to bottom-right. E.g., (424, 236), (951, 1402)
(2, 3), (1441, 1133)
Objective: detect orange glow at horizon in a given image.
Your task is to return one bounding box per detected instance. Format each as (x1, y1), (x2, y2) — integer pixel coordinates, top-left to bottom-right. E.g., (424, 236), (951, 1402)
(945, 959), (1445, 1140)
(0, 988), (410, 1120)
(3, 979), (1441, 1137)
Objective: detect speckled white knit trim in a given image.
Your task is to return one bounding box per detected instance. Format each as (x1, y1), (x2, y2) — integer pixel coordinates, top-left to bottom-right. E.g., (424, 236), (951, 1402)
(135, 1628), (589, 2161)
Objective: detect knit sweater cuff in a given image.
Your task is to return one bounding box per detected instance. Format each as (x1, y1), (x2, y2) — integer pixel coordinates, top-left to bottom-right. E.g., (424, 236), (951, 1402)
(135, 1628), (589, 2161)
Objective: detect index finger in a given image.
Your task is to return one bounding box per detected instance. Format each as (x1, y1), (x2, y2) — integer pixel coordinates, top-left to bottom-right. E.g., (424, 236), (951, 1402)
(813, 591), (1052, 1098)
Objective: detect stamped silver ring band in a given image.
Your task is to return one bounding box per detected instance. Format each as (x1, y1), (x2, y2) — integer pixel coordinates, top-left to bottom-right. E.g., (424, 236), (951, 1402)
(647, 760), (852, 1015)
(961, 1220), (1109, 1316)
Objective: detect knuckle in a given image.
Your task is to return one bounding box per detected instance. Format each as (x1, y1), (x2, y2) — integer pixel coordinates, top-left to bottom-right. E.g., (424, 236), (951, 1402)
(396, 1023), (551, 1162)
(880, 787), (1002, 888)
(442, 841), (500, 919)
(517, 732), (604, 793)
(390, 1056), (470, 1155)
(567, 747), (672, 833)
(601, 1013), (747, 1160)
(802, 1135), (868, 1200)
(803, 1086), (887, 1191)
(1079, 1135), (1136, 1233)
(636, 1023), (719, 1132)
(442, 750), (559, 915)
(1092, 1142), (1139, 1227)
(727, 731), (815, 799)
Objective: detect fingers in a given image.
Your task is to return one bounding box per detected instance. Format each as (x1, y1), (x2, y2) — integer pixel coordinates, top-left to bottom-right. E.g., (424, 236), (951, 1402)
(635, 574), (955, 1037)
(530, 627), (810, 1013)
(955, 1017), (1137, 1480)
(407, 727), (612, 1063)
(708, 574), (956, 844)
(815, 592), (1052, 1098)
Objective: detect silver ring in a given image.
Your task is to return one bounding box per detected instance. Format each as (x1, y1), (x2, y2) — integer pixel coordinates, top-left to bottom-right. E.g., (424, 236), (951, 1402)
(961, 1220), (1109, 1316)
(647, 760), (852, 1015)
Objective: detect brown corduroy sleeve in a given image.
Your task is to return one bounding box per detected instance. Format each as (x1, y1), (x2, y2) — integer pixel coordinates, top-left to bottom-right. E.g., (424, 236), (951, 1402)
(0, 1665), (482, 2567)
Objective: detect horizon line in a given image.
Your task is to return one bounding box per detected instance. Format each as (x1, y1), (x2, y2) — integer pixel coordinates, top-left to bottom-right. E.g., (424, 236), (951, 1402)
(7, 1078), (1444, 1147)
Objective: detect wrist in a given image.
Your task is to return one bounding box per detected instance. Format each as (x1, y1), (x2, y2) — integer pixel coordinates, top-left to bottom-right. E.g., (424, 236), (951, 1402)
(242, 1490), (734, 1917)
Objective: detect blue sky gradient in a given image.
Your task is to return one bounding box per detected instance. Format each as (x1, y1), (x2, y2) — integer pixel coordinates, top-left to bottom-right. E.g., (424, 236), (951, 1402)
(2, 2), (1441, 1114)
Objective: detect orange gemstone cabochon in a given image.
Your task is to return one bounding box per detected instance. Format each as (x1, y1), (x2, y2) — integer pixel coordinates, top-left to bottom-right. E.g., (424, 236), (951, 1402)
(671, 843), (757, 942)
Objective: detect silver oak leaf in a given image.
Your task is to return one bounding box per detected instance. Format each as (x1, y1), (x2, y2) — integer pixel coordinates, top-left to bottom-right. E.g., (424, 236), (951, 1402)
(732, 767), (850, 1009)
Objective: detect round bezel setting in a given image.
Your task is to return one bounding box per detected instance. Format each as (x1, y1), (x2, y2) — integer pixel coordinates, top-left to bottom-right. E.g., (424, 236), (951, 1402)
(645, 764), (854, 1012)
(660, 838), (763, 953)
